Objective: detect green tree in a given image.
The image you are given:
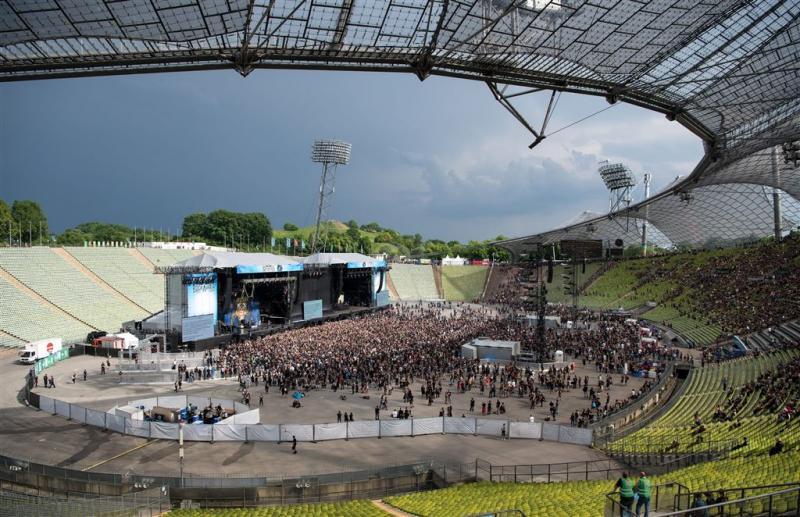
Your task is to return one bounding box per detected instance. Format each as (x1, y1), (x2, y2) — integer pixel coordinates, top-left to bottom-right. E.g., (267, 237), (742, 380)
(283, 222), (298, 231)
(0, 199), (15, 245)
(347, 219), (359, 230)
(360, 222), (382, 233)
(182, 213), (208, 239)
(11, 200), (48, 245)
(57, 228), (93, 246)
(346, 225), (360, 241)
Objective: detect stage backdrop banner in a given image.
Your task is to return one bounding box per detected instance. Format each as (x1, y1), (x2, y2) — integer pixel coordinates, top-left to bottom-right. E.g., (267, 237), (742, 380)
(314, 423), (347, 441)
(476, 419), (506, 437)
(541, 422), (560, 442)
(86, 408), (106, 429)
(444, 417), (476, 435)
(281, 424), (314, 442)
(412, 417), (443, 436)
(558, 425), (593, 445)
(380, 419), (412, 437)
(509, 422), (542, 440)
(347, 420), (379, 439)
(247, 425), (279, 442)
(39, 395), (55, 414)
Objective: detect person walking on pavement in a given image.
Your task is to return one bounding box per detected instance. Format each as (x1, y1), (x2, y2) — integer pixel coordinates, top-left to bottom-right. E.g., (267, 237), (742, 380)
(292, 435), (297, 454)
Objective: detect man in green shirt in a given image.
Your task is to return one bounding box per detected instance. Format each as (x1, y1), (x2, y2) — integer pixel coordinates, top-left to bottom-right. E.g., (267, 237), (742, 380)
(635, 471), (652, 517)
(615, 472), (635, 517)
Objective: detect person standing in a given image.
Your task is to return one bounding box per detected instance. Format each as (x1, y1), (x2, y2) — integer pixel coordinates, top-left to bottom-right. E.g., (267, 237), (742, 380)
(635, 471), (651, 517)
(292, 435), (297, 454)
(615, 472), (635, 517)
(83, 369), (87, 382)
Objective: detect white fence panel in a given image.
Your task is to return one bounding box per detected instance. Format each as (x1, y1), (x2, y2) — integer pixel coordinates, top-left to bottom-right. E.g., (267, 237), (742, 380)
(39, 396), (55, 414)
(213, 425), (247, 441)
(314, 423), (347, 441)
(281, 424), (314, 442)
(86, 408), (106, 428)
(541, 422), (560, 442)
(188, 396), (212, 409)
(106, 414), (126, 434)
(55, 399), (70, 418)
(413, 417), (444, 436)
(509, 422), (541, 439)
(70, 405), (87, 424)
(183, 424), (213, 441)
(347, 420), (379, 439)
(151, 422), (178, 440)
(128, 398), (158, 410)
(233, 402), (250, 413)
(247, 424), (279, 442)
(128, 419), (150, 438)
(156, 395), (187, 408)
(558, 426), (592, 445)
(228, 409), (260, 424)
(476, 419), (506, 437)
(444, 417), (476, 435)
(380, 419), (412, 437)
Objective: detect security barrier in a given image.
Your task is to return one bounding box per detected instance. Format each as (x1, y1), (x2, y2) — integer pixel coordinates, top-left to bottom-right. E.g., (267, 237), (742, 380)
(31, 391), (592, 445)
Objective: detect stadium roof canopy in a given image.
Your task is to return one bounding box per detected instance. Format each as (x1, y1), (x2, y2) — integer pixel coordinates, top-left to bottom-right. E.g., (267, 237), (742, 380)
(2, 0), (799, 251)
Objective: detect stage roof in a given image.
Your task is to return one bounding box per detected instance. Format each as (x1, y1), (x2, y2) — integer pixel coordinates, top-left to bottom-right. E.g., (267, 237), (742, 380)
(170, 251), (303, 271)
(303, 252), (385, 267)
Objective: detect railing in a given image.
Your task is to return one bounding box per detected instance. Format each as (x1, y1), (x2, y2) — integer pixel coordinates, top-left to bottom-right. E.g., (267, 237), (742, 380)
(0, 487), (169, 517)
(605, 481), (691, 516)
(476, 458), (627, 483)
(605, 482), (800, 516)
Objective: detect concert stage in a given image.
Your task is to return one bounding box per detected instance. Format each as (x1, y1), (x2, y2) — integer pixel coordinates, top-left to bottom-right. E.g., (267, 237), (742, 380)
(148, 251), (389, 349)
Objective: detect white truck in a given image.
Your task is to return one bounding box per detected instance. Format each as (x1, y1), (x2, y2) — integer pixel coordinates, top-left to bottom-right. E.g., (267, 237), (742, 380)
(18, 338), (63, 365)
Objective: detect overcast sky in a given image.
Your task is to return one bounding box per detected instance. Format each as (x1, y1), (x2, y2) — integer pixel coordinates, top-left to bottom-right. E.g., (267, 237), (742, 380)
(0, 70), (702, 242)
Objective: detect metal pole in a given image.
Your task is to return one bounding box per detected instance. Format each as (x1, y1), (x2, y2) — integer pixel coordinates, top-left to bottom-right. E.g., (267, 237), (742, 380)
(312, 162), (330, 252)
(642, 173), (651, 256)
(771, 146), (783, 242)
(179, 423), (184, 488)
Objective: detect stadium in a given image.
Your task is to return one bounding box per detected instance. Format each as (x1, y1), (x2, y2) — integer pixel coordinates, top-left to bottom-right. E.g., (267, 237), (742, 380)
(1, 0), (800, 516)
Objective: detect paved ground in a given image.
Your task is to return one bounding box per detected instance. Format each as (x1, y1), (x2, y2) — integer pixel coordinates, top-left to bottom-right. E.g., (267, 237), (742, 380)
(0, 350), (624, 479)
(26, 352), (647, 426)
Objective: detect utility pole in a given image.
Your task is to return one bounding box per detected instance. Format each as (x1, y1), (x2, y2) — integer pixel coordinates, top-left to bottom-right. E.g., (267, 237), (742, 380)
(771, 146), (783, 242)
(641, 173), (651, 256)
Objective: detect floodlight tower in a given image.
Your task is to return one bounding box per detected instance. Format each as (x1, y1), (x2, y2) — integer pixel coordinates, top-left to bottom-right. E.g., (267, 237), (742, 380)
(598, 161), (637, 213)
(310, 139), (352, 253)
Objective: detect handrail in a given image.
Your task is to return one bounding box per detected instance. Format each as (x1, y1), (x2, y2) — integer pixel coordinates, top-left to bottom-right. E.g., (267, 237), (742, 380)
(661, 485), (800, 515)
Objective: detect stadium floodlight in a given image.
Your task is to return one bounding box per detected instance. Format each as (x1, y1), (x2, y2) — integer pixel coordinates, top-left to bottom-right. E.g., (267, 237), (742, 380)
(310, 140), (352, 253)
(598, 161), (637, 213)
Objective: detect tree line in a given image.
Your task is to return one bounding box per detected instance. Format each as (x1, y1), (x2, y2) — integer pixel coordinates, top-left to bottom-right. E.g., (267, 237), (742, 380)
(0, 199), (509, 259)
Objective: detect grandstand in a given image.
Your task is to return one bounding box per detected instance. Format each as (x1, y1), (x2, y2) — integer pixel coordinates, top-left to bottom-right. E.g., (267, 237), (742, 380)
(606, 350), (800, 457)
(0, 248), (148, 336)
(0, 276), (93, 345)
(384, 452), (800, 517)
(66, 247), (164, 313)
(388, 264), (439, 301)
(441, 265), (488, 302)
(137, 247), (198, 268)
(546, 261), (603, 305)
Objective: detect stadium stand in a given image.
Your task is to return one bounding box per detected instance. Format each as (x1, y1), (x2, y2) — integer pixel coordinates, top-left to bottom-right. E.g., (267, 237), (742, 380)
(441, 265), (488, 301)
(547, 261), (603, 304)
(0, 248), (148, 333)
(746, 321), (800, 352)
(0, 276), (93, 345)
(388, 264), (439, 300)
(137, 247), (197, 268)
(168, 500), (389, 516)
(384, 452), (800, 517)
(606, 350), (800, 457)
(66, 247), (164, 313)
